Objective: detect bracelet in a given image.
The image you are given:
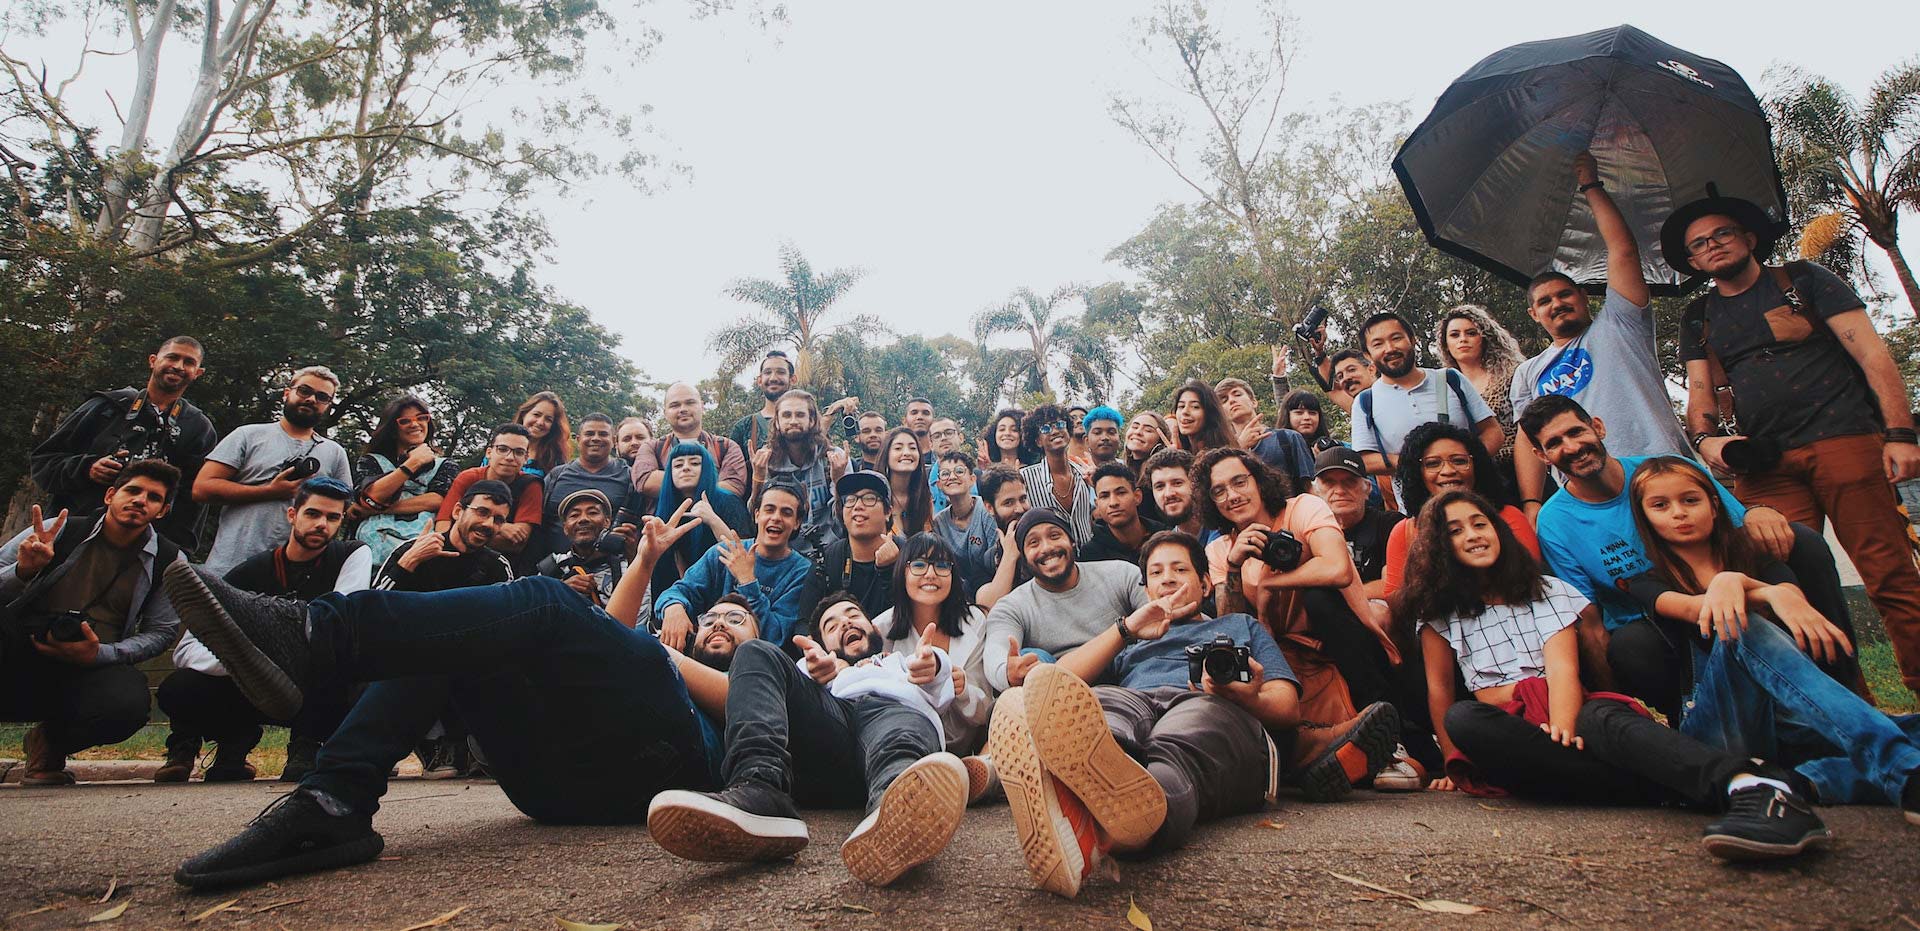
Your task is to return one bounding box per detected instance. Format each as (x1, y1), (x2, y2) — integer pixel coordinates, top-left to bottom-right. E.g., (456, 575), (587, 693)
(1691, 431), (1715, 451)
(396, 462), (420, 479)
(1887, 428), (1919, 445)
(1115, 617), (1140, 647)
(1578, 180), (1604, 193)
(1522, 498), (1544, 505)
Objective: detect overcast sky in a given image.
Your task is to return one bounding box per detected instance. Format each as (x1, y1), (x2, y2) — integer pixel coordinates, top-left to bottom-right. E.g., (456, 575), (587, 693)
(15, 1), (1919, 389)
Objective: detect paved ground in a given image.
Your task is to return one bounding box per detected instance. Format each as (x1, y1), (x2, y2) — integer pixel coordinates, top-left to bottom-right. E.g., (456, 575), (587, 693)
(3, 780), (1916, 930)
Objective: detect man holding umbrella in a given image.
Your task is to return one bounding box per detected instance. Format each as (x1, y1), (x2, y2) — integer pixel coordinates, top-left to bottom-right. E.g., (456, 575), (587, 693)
(1665, 195), (1920, 694)
(1510, 152), (1693, 521)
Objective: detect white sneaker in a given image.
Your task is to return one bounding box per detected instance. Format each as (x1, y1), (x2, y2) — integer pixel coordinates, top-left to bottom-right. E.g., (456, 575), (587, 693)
(840, 752), (969, 887)
(1371, 745), (1427, 792)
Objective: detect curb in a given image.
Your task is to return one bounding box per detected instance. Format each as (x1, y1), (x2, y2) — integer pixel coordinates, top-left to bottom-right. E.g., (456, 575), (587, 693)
(0, 758), (162, 784)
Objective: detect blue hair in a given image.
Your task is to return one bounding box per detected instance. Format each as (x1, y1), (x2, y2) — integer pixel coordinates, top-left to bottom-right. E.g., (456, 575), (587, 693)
(1083, 405), (1124, 430)
(655, 442), (723, 562)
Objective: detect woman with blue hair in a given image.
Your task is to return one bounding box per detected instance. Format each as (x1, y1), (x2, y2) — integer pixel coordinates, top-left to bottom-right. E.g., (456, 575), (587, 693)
(651, 441), (752, 598)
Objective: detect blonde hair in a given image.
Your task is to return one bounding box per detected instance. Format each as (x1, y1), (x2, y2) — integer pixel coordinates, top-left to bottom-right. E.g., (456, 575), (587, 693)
(1431, 305), (1523, 390)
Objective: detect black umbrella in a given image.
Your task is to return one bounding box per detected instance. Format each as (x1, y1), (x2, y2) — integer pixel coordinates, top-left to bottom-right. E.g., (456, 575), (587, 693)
(1391, 24), (1788, 296)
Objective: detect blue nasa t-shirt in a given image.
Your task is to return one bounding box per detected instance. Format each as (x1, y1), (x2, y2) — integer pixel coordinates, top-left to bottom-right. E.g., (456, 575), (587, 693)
(1536, 455), (1746, 630)
(1510, 287), (1691, 461)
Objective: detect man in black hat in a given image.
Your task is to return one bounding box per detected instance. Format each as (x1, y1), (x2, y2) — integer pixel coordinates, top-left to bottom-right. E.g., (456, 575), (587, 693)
(1509, 152), (1693, 522)
(1664, 193), (1920, 694)
(1310, 447), (1403, 600)
(797, 471), (904, 621)
(979, 508), (1150, 691)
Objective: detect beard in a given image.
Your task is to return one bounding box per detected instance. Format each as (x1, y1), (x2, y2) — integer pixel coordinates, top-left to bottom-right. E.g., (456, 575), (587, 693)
(283, 400), (323, 429)
(1702, 251), (1756, 280)
(1376, 352), (1416, 379)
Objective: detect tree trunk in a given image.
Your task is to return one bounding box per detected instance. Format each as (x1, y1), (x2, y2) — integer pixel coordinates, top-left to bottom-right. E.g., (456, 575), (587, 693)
(96, 0), (177, 238)
(1866, 225), (1920, 320)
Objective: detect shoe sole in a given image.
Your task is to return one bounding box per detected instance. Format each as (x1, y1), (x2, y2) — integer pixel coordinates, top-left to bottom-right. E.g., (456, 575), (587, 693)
(841, 753), (969, 887)
(962, 755), (998, 805)
(174, 833), (384, 890)
(1295, 703), (1401, 803)
(987, 687), (1087, 898)
(1701, 829), (1833, 861)
(1022, 665), (1166, 850)
(163, 560), (304, 721)
(647, 790), (809, 862)
(1906, 809), (1919, 827)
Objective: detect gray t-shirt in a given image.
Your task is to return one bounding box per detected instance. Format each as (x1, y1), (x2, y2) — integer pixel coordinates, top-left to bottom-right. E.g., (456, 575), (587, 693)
(203, 423), (353, 573)
(1511, 287), (1690, 461)
(981, 558), (1147, 691)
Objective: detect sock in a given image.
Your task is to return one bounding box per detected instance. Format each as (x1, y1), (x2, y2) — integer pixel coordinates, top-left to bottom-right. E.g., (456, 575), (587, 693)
(1726, 774), (1793, 796)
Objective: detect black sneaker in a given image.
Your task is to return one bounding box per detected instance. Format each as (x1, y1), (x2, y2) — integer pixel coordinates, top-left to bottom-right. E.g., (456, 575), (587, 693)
(647, 781), (809, 862)
(1701, 785), (1833, 861)
(163, 560), (311, 721)
(279, 738), (320, 783)
(174, 788), (384, 889)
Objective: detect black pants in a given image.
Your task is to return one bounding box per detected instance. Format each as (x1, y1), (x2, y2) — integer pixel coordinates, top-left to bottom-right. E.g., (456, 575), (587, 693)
(0, 638), (149, 756)
(1300, 588), (1442, 771)
(723, 639), (941, 812)
(156, 668), (352, 755)
(1608, 522), (1864, 720)
(1097, 686), (1272, 855)
(1444, 698), (1754, 807)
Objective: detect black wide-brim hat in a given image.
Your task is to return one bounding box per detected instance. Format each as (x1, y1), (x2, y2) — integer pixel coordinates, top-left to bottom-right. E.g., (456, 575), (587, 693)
(1660, 194), (1785, 277)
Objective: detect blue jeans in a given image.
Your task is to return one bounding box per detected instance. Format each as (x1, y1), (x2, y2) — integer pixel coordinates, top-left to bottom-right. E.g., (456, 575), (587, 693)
(302, 576), (717, 822)
(1679, 616), (1920, 805)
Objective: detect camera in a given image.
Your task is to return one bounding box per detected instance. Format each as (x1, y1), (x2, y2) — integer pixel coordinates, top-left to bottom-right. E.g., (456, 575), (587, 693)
(273, 455), (322, 481)
(1310, 434), (1341, 453)
(1719, 437), (1782, 475)
(20, 611), (93, 644)
(839, 413), (859, 440)
(112, 425), (150, 465)
(594, 530), (629, 557)
(1259, 529), (1303, 572)
(1292, 304), (1331, 343)
(1185, 634), (1253, 686)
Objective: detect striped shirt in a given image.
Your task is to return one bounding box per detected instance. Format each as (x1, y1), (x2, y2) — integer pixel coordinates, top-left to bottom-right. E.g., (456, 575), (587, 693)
(1019, 459), (1093, 543)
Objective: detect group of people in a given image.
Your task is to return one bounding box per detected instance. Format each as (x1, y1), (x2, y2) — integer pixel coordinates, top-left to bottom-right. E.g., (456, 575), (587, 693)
(3, 169), (1919, 899)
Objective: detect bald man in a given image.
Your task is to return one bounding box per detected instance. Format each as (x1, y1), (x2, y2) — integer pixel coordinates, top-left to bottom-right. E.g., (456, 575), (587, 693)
(632, 383), (749, 498)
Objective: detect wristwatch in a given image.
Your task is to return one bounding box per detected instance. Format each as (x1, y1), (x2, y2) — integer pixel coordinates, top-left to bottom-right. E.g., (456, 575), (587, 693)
(1115, 617), (1141, 647)
(1690, 431), (1715, 451)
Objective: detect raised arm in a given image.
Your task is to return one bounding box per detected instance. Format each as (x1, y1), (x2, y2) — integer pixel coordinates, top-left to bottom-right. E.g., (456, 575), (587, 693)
(1577, 152), (1649, 308)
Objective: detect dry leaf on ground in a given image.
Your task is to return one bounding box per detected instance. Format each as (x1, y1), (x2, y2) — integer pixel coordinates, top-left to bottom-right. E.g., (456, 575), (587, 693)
(1127, 896), (1153, 931)
(254, 898), (308, 914)
(97, 878), (118, 903)
(190, 899), (241, 922)
(555, 919), (623, 931)
(86, 900), (131, 923)
(1258, 819), (1287, 830)
(395, 905), (468, 931)
(838, 903), (874, 914)
(1327, 871), (1488, 915)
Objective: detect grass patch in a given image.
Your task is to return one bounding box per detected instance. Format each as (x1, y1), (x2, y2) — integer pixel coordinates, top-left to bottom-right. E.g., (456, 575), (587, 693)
(1861, 640), (1918, 713)
(0, 724), (291, 777)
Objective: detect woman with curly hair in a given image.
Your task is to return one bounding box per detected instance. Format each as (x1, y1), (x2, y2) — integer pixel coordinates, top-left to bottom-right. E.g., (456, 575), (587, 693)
(1380, 420), (1536, 596)
(1432, 305), (1526, 488)
(976, 408), (1035, 471)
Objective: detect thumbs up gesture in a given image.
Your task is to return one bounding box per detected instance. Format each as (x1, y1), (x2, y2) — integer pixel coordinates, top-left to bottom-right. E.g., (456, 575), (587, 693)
(1005, 638), (1041, 688)
(906, 641), (940, 685)
(793, 634), (841, 685)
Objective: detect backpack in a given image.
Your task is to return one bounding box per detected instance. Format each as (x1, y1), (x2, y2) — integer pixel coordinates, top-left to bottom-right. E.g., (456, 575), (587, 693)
(1356, 368), (1475, 443)
(1684, 261), (1877, 434)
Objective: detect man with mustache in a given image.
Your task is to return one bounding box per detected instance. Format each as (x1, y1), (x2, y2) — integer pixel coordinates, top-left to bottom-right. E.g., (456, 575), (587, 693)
(159, 476), (369, 783)
(32, 336), (218, 549)
(541, 412), (644, 557)
(1, 460), (183, 785)
(1141, 448), (1203, 540)
(194, 366), (354, 574)
(1664, 193), (1920, 696)
(615, 416), (652, 463)
(434, 424), (546, 577)
(536, 489), (629, 612)
(1350, 313), (1502, 504)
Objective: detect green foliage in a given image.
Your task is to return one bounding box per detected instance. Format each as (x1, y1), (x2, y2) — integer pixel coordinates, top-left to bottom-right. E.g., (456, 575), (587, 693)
(713, 243), (875, 387)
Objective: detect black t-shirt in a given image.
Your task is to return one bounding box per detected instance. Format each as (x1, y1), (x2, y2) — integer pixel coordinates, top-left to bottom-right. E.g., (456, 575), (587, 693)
(225, 540), (366, 599)
(1342, 507), (1404, 584)
(800, 535), (905, 623)
(1078, 516), (1169, 566)
(1679, 262), (1877, 449)
(373, 536), (514, 592)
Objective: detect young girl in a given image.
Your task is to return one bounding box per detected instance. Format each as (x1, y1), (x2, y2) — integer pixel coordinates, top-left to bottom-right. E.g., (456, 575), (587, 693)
(1626, 456), (1920, 822)
(873, 533), (992, 755)
(881, 427), (934, 536)
(1381, 421), (1536, 595)
(978, 408), (1035, 470)
(1402, 489), (1831, 860)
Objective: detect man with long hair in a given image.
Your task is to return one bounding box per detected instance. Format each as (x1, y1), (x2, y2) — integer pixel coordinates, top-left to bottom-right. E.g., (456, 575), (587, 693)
(753, 389), (848, 559)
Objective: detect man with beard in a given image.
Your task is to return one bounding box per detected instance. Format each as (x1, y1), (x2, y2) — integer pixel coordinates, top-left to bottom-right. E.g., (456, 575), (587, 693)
(1350, 313), (1502, 502)
(159, 476), (369, 784)
(637, 383), (748, 498)
(195, 366), (354, 574)
(536, 489), (628, 611)
(1, 461), (182, 785)
(435, 425), (545, 576)
(647, 592), (968, 888)
(160, 509), (731, 890)
(1081, 407), (1124, 468)
(1665, 194), (1920, 695)
(655, 483), (814, 650)
(980, 509), (1149, 692)
(852, 411), (890, 472)
(1141, 448), (1203, 540)
(615, 417), (652, 463)
(1522, 395), (1863, 716)
(730, 351), (796, 455)
(973, 467), (1033, 607)
(751, 390), (848, 559)
(380, 481), (517, 592)
(1510, 152), (1691, 521)
(800, 472), (904, 620)
(542, 413), (643, 556)
(32, 336), (218, 549)
(1078, 462), (1166, 565)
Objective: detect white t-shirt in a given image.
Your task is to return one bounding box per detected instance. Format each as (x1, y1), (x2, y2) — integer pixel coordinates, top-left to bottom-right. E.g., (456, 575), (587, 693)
(1421, 576), (1589, 691)
(202, 423), (353, 573)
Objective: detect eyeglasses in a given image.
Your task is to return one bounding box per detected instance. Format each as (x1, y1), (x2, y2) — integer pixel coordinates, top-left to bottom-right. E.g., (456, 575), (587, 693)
(842, 492), (885, 509)
(931, 428), (963, 439)
(907, 559), (953, 577)
(394, 415), (430, 429)
(1038, 421), (1070, 434)
(291, 384), (334, 404)
(937, 468), (972, 481)
(491, 444), (530, 458)
(1685, 226), (1743, 255)
(697, 609), (753, 629)
(1420, 455), (1473, 472)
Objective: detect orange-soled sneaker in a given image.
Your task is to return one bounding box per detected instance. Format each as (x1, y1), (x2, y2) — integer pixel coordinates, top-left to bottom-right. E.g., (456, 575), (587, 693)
(987, 687), (1110, 898)
(1021, 664), (1167, 850)
(961, 754), (1000, 805)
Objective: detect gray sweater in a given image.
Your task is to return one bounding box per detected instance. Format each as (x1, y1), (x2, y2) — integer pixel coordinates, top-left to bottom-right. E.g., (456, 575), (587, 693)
(981, 559), (1146, 691)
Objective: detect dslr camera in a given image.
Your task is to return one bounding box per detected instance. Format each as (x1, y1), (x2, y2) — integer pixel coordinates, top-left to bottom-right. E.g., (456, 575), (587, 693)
(1292, 304), (1331, 343)
(272, 455), (323, 482)
(839, 413), (859, 440)
(1259, 528), (1303, 572)
(16, 610), (93, 644)
(111, 425), (151, 465)
(1185, 634), (1253, 686)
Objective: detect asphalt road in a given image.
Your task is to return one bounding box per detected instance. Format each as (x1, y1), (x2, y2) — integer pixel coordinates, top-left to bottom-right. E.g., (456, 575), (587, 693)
(3, 780), (1916, 929)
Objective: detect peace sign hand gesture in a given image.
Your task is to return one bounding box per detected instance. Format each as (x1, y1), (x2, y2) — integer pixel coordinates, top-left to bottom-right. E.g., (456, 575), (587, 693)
(14, 505), (70, 579)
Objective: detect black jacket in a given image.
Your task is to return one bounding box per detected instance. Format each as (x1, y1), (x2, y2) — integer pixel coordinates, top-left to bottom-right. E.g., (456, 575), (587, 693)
(30, 388), (217, 549)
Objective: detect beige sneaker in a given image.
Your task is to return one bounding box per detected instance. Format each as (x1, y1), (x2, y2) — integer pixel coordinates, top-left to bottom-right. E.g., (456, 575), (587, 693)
(986, 686), (1108, 898)
(1021, 664), (1167, 851)
(840, 752), (969, 887)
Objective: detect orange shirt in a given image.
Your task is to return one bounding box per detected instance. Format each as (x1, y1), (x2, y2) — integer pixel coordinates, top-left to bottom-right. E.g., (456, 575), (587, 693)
(1205, 493), (1374, 641)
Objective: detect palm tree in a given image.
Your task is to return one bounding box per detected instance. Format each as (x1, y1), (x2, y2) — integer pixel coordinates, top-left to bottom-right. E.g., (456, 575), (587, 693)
(1768, 61), (1920, 313)
(711, 244), (881, 385)
(972, 285), (1116, 403)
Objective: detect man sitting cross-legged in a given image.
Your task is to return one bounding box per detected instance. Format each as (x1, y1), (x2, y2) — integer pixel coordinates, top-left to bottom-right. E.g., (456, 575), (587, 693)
(164, 505), (737, 889)
(989, 530), (1399, 898)
(647, 592), (970, 887)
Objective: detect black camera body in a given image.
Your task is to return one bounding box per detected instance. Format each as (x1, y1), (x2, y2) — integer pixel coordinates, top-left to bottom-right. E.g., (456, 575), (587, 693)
(594, 530), (629, 557)
(274, 455), (323, 482)
(18, 610), (93, 644)
(1185, 634), (1253, 686)
(111, 425), (151, 465)
(1292, 304), (1331, 343)
(1260, 529), (1303, 572)
(839, 413), (859, 440)
(1720, 437), (1783, 475)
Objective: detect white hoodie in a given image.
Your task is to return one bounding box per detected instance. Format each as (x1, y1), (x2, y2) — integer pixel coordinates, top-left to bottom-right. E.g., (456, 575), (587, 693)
(803, 648), (955, 745)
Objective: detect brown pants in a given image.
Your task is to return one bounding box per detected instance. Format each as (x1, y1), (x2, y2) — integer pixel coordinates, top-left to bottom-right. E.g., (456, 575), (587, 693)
(1735, 433), (1920, 692)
